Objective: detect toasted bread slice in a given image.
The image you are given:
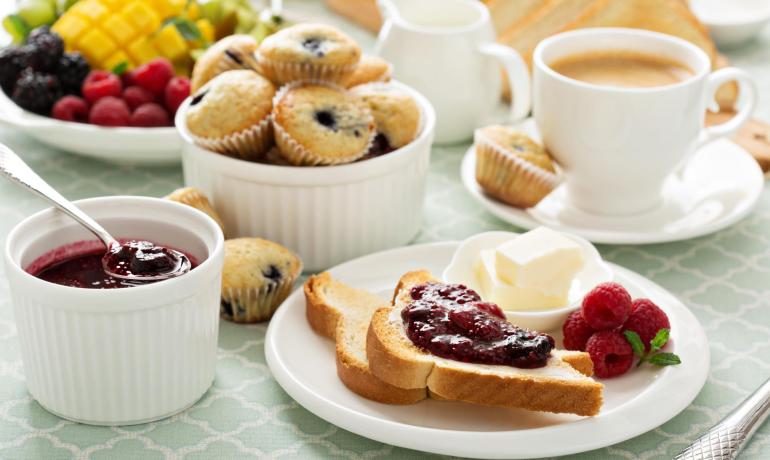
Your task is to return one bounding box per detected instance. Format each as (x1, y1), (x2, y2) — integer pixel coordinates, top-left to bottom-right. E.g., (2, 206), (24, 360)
(367, 270), (603, 416)
(484, 0), (546, 34)
(305, 272), (427, 404)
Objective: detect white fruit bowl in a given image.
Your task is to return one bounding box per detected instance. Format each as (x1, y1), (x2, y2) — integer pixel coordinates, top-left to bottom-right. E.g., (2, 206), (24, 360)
(3, 196), (224, 425)
(176, 80), (436, 272)
(0, 91), (182, 165)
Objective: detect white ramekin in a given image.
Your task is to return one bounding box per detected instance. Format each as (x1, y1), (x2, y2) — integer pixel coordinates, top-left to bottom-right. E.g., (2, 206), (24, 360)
(176, 81), (436, 271)
(3, 197), (225, 426)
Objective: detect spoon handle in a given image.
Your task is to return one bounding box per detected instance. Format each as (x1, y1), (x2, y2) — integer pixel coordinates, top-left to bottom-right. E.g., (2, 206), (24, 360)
(0, 144), (116, 247)
(675, 376), (770, 459)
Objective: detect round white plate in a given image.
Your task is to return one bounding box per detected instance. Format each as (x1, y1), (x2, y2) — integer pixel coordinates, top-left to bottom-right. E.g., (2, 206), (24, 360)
(265, 242), (709, 459)
(0, 90), (181, 165)
(461, 120), (764, 245)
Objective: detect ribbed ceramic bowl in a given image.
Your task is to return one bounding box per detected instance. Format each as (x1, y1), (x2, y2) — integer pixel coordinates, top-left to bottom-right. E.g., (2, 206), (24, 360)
(3, 197), (225, 425)
(176, 80), (435, 271)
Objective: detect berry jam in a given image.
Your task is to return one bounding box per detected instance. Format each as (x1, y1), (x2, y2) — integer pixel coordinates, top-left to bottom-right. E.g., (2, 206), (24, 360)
(31, 240), (195, 289)
(401, 283), (555, 368)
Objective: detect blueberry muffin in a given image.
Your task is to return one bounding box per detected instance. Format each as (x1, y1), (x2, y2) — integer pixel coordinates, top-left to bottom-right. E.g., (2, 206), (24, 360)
(256, 23), (361, 85)
(350, 83), (420, 158)
(191, 35), (259, 93)
(272, 83), (375, 165)
(344, 55), (392, 88)
(220, 238), (302, 323)
(185, 70), (275, 161)
(474, 126), (560, 208)
(165, 187), (225, 233)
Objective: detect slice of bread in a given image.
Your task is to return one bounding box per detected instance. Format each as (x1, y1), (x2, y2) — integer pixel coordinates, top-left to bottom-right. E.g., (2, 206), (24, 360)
(305, 272), (427, 404)
(367, 270), (604, 416)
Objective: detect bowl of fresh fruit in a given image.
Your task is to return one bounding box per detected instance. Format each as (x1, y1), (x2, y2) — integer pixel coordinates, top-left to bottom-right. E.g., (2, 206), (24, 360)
(0, 0), (286, 165)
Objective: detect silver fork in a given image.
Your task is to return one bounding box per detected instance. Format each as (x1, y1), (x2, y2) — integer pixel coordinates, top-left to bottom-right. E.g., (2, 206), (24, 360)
(675, 377), (770, 459)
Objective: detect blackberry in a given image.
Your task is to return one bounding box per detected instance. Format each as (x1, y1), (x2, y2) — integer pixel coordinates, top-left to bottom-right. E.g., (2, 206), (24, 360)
(0, 46), (29, 95)
(26, 26), (64, 72)
(57, 52), (90, 95)
(12, 69), (62, 115)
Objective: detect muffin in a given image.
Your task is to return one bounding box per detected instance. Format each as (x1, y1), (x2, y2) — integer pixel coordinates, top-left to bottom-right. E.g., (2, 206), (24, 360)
(474, 126), (559, 208)
(256, 23), (361, 85)
(272, 82), (375, 166)
(185, 70), (275, 161)
(191, 35), (259, 93)
(344, 55), (392, 88)
(164, 187), (225, 234)
(220, 238), (302, 323)
(351, 83), (420, 158)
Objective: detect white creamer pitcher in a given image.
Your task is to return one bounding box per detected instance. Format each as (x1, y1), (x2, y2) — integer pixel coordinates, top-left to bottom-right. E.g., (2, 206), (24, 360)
(375, 0), (531, 144)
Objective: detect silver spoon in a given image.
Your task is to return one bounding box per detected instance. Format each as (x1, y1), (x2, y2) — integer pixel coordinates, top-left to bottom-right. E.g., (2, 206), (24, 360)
(0, 144), (190, 282)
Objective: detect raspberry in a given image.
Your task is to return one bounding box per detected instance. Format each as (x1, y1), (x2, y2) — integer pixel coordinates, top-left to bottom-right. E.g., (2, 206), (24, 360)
(562, 310), (594, 351)
(581, 282), (632, 330)
(623, 298), (670, 350)
(585, 331), (634, 378)
(122, 69), (137, 87)
(130, 103), (170, 127)
(89, 96), (130, 126)
(82, 70), (122, 105)
(132, 58), (174, 95)
(123, 86), (156, 111)
(164, 76), (190, 116)
(52, 96), (89, 123)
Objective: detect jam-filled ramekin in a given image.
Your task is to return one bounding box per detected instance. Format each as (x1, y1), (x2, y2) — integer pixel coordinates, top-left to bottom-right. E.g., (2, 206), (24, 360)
(3, 197), (224, 425)
(177, 80), (436, 271)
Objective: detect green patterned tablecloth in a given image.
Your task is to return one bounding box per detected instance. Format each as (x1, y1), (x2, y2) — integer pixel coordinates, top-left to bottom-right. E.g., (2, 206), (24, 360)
(2, 2), (770, 459)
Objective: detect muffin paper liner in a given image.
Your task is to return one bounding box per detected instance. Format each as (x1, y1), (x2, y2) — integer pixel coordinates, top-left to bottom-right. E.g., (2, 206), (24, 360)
(256, 52), (357, 86)
(220, 266), (301, 323)
(474, 129), (561, 209)
(271, 81), (375, 166)
(190, 116), (273, 162)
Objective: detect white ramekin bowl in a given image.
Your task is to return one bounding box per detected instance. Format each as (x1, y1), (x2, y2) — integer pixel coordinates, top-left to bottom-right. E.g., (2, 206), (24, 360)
(3, 197), (224, 426)
(176, 81), (436, 271)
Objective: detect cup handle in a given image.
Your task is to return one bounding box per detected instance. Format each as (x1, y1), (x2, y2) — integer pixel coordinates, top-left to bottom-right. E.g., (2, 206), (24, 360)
(696, 67), (758, 150)
(478, 42), (531, 123)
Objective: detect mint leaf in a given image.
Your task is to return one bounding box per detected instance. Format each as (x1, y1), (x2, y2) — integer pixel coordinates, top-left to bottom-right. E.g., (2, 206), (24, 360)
(648, 352), (681, 366)
(111, 61), (129, 76)
(650, 328), (670, 352)
(624, 330), (645, 358)
(172, 18), (202, 41)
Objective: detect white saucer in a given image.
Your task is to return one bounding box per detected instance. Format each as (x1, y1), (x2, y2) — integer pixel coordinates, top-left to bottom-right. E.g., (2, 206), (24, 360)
(0, 90), (181, 165)
(265, 242), (709, 459)
(461, 119), (764, 245)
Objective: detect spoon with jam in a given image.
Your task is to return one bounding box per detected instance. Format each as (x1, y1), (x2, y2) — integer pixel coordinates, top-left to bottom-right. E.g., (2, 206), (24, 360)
(0, 144), (191, 282)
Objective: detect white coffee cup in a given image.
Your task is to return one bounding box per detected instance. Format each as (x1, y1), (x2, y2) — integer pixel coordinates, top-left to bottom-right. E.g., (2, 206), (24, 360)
(533, 28), (757, 215)
(375, 0), (531, 144)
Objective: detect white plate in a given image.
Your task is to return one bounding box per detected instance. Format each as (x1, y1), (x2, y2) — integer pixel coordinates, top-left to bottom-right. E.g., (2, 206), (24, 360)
(265, 242), (709, 459)
(461, 119), (764, 245)
(0, 90), (181, 165)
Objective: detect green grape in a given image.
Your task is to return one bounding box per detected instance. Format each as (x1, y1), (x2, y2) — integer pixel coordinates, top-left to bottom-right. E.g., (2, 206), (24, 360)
(17, 0), (56, 28)
(234, 6), (256, 34)
(198, 0), (223, 23)
(58, 0), (80, 13)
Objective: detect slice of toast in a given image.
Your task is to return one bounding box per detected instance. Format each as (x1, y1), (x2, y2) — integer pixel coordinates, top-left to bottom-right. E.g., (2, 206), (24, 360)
(305, 272), (427, 404)
(367, 270), (604, 416)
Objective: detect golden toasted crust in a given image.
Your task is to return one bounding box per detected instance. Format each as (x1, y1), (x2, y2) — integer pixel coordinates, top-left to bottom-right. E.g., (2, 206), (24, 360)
(368, 270), (604, 416)
(305, 273), (426, 404)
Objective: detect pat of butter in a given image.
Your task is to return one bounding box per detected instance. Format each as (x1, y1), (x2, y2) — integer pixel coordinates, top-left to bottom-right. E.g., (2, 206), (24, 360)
(495, 227), (585, 299)
(474, 250), (565, 311)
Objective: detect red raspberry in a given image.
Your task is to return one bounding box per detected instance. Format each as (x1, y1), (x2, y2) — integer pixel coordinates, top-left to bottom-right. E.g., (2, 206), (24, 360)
(132, 58), (174, 95)
(81, 70), (122, 105)
(123, 86), (156, 111)
(121, 69), (137, 87)
(623, 298), (670, 350)
(89, 96), (130, 127)
(581, 282), (632, 330)
(51, 96), (89, 123)
(164, 76), (190, 116)
(585, 331), (634, 378)
(130, 102), (170, 127)
(562, 310), (594, 351)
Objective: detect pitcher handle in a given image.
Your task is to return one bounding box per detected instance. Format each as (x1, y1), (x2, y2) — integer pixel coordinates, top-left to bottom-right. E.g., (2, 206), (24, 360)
(695, 67), (757, 150)
(479, 43), (531, 123)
